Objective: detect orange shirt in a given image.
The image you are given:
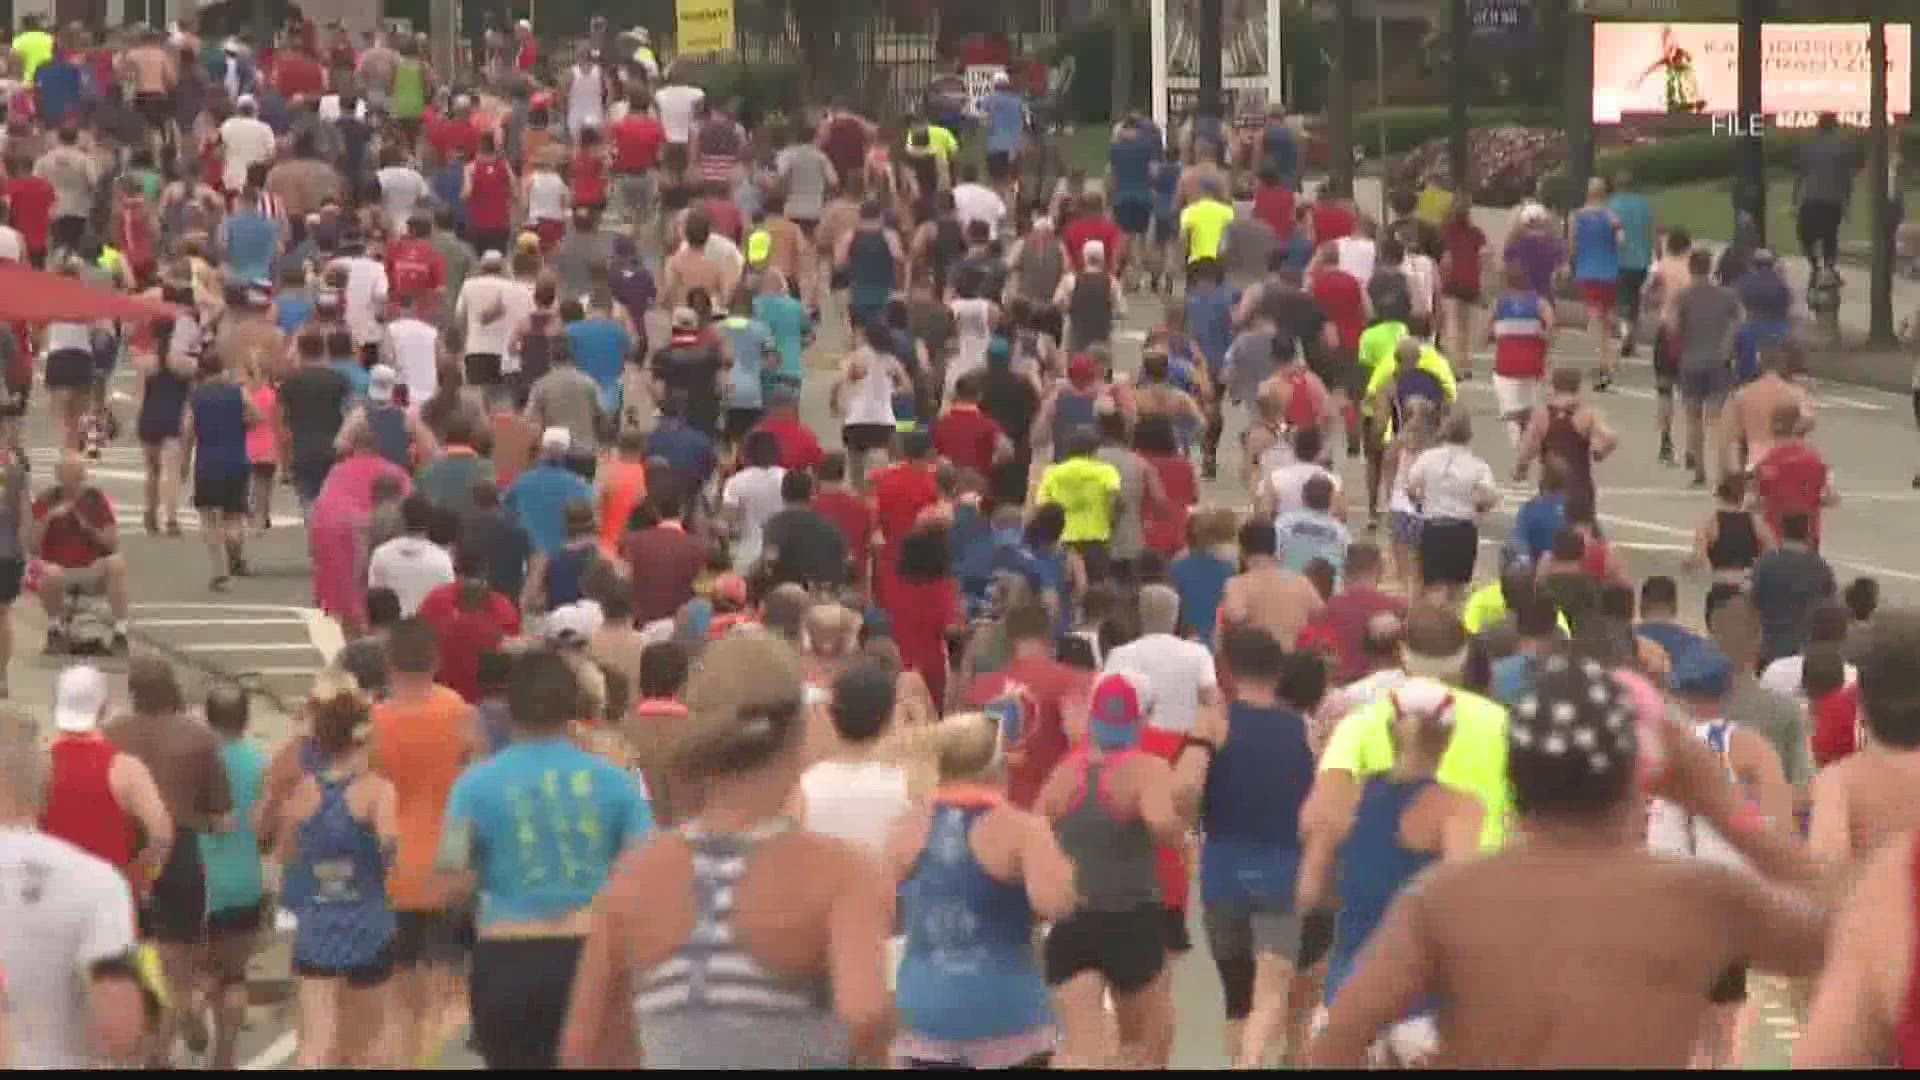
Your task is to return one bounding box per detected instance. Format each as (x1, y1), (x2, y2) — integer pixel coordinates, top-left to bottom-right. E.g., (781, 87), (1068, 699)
(371, 684), (472, 912)
(597, 457), (649, 556)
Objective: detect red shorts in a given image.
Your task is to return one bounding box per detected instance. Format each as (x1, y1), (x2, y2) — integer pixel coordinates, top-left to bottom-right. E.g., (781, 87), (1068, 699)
(1579, 281), (1615, 314)
(532, 218), (566, 253)
(1137, 726), (1191, 913)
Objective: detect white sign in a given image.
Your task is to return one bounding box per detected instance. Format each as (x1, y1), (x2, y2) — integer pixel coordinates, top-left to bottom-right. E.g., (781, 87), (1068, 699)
(963, 65), (1006, 118)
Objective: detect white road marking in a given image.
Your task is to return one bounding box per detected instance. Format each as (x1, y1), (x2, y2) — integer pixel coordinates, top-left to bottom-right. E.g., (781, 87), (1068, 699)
(242, 1030), (298, 1071)
(178, 642), (321, 653)
(133, 617), (308, 628)
(1594, 506), (1920, 584)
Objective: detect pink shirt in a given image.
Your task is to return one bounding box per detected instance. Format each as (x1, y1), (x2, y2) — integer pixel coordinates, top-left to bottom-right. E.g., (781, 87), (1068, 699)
(246, 385), (279, 464)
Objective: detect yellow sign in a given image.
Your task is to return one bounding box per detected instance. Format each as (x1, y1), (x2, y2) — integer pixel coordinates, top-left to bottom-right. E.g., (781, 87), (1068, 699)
(676, 0), (736, 56)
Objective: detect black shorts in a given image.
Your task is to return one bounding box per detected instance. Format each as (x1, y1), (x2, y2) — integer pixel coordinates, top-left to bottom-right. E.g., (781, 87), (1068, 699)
(986, 150), (1015, 180)
(139, 829), (207, 945)
(294, 938), (397, 987)
(1418, 518), (1479, 587)
(0, 557), (21, 604)
(1114, 198), (1153, 236)
(51, 215), (85, 252)
(1299, 907), (1336, 969)
(193, 468), (250, 514)
(843, 422), (894, 455)
(1708, 963), (1748, 1005)
(726, 407), (765, 442)
(466, 228), (512, 257)
(46, 348), (96, 390)
(135, 92), (172, 130)
(470, 936), (583, 1069)
(1043, 904), (1169, 993)
(207, 900), (267, 935)
(1161, 904), (1192, 954)
(1679, 367), (1728, 405)
(250, 461), (276, 481)
(393, 908), (475, 967)
(292, 458), (333, 504)
(464, 353), (504, 388)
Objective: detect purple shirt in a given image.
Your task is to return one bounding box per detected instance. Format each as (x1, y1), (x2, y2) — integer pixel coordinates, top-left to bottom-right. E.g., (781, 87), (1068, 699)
(1504, 230), (1565, 299)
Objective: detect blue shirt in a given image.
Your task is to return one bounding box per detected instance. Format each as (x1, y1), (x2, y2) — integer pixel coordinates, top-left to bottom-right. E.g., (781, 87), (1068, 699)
(1512, 493), (1566, 565)
(1185, 283), (1239, 374)
(1610, 192), (1654, 271)
(444, 739), (652, 927)
(563, 318), (630, 398)
(646, 421), (718, 496)
(1275, 509), (1351, 584)
(223, 211), (278, 285)
(1108, 134), (1157, 202)
(753, 294), (809, 384)
(34, 60), (83, 128)
(1570, 206), (1620, 284)
(276, 291), (317, 337)
(199, 739), (266, 913)
(984, 91), (1026, 154)
(430, 162), (465, 230)
(505, 463), (594, 555)
(1170, 550), (1236, 646)
(717, 316), (772, 409)
(330, 360), (370, 403)
(1637, 621), (1713, 684)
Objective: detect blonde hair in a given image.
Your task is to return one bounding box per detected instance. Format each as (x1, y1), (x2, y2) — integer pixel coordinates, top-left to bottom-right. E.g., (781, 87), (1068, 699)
(802, 603), (861, 660)
(934, 712), (1001, 783)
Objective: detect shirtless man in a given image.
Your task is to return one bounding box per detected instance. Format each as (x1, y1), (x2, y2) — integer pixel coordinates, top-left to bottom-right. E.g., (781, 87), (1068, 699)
(1718, 345), (1814, 480)
(1306, 647), (1829, 1069)
(1641, 228), (1694, 464)
(1807, 609), (1920, 868)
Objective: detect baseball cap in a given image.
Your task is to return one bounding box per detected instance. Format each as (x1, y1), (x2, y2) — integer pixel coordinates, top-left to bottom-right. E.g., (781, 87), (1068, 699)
(367, 364), (397, 404)
(236, 93), (257, 109)
(1067, 352), (1099, 389)
(479, 249), (505, 268)
(540, 426), (572, 453)
(992, 71), (1011, 87)
(680, 634), (807, 750)
(1087, 669), (1151, 750)
(544, 600), (605, 647)
(54, 665), (108, 733)
(1082, 239), (1106, 263)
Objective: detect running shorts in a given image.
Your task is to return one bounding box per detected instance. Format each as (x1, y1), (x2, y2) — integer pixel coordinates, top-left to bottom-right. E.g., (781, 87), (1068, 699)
(193, 468), (250, 514)
(139, 828), (208, 945)
(469, 936), (584, 1069)
(1492, 374), (1541, 418)
(1418, 518), (1479, 587)
(1043, 903), (1168, 993)
(45, 348), (95, 390)
(393, 908), (475, 967)
(1578, 280), (1614, 315)
(294, 937), (397, 987)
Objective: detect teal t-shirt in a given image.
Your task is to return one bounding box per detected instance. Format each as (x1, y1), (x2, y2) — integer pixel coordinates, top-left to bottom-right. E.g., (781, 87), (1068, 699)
(443, 739), (653, 928)
(753, 293), (810, 388)
(1610, 192), (1654, 272)
(199, 740), (266, 914)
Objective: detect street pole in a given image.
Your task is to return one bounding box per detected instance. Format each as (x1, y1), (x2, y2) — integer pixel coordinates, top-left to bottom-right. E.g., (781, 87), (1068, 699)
(252, 0), (270, 50)
(1869, 2), (1896, 345)
(1114, 0), (1135, 123)
(1449, 0), (1470, 193)
(1327, 0), (1355, 192)
(1199, 0), (1224, 126)
(432, 0), (458, 80)
(1736, 0), (1766, 246)
(1375, 8), (1387, 219)
(1566, 4), (1593, 208)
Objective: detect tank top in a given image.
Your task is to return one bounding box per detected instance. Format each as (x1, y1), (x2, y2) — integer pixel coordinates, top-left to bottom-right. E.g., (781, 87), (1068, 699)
(1540, 403), (1593, 497)
(597, 459), (648, 554)
(847, 229), (895, 308)
(1571, 207), (1619, 282)
(527, 171), (568, 221)
(896, 795), (1053, 1046)
(1016, 238), (1064, 305)
(571, 150), (607, 206)
(1707, 510), (1761, 572)
(931, 218), (966, 294)
(1068, 272), (1114, 352)
(1327, 777), (1440, 1007)
(192, 382), (249, 473)
(1053, 752), (1160, 912)
(1050, 389), (1097, 462)
(633, 818), (850, 1068)
(518, 313), (559, 382)
(367, 403), (411, 469)
(390, 59), (425, 119)
(800, 760), (910, 855)
(1490, 290), (1548, 380)
(284, 770), (396, 971)
(1199, 704), (1313, 905)
(1647, 719), (1749, 870)
(844, 354), (896, 427)
(40, 735), (135, 877)
(466, 157), (512, 230)
(567, 65), (605, 127)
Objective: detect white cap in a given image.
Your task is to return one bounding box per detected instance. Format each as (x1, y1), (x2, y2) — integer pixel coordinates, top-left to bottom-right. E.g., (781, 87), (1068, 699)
(236, 93), (257, 110)
(54, 665), (108, 734)
(540, 426), (572, 453)
(992, 71), (1011, 87)
(1082, 239), (1106, 265)
(367, 364), (397, 404)
(479, 249), (505, 267)
(545, 600), (605, 646)
(517, 18), (532, 30)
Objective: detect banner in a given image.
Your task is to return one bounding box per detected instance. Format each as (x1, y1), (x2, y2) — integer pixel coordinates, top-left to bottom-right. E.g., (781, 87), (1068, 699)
(963, 66), (1008, 118)
(676, 0), (735, 56)
(1470, 0), (1534, 45)
(1593, 23), (1911, 124)
(1150, 0), (1285, 134)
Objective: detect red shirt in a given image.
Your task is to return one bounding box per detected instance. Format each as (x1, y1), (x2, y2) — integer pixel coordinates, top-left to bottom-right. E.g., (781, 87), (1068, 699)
(752, 415), (824, 472)
(610, 114), (666, 173)
(1310, 201), (1355, 245)
(571, 150), (607, 207)
(870, 462), (941, 548)
(701, 196), (743, 243)
(273, 52), (326, 98)
(932, 405), (1002, 478)
(1753, 441), (1831, 549)
(5, 174), (55, 253)
(1303, 585), (1409, 683)
(1141, 451), (1197, 558)
(1810, 684), (1861, 767)
(1442, 219), (1487, 294)
(1061, 216), (1123, 273)
(425, 115), (481, 161)
(960, 655), (1091, 809)
(883, 575), (962, 707)
(416, 583), (521, 703)
(41, 734), (135, 879)
(1252, 183), (1296, 241)
(32, 486), (114, 569)
(1310, 268), (1366, 350)
(465, 156), (513, 231)
(515, 39), (539, 72)
(386, 237), (446, 301)
(812, 489), (874, 579)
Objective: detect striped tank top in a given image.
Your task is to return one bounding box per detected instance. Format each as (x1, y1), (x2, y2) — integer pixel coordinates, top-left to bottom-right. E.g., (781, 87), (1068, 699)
(1490, 290), (1548, 380)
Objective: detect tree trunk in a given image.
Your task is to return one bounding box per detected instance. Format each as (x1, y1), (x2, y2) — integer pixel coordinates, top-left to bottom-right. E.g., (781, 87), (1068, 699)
(1327, 0), (1354, 190)
(1112, 0), (1135, 123)
(1869, 1), (1896, 346)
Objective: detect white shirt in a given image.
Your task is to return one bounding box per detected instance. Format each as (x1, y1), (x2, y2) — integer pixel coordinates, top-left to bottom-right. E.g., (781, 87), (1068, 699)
(655, 84), (706, 143)
(701, 234), (745, 281)
(1334, 236), (1377, 283)
(1405, 444), (1497, 521)
(843, 353), (899, 427)
(0, 224), (26, 262)
(336, 256), (390, 346)
(217, 115), (276, 191)
(1104, 633), (1217, 735)
(526, 170), (569, 221)
(566, 64), (606, 131)
(457, 275), (535, 357)
(1264, 460), (1340, 518)
(1405, 252), (1439, 317)
(952, 182), (1008, 239)
(377, 165), (430, 232)
(949, 297), (993, 377)
(1760, 654), (1858, 708)
(800, 760), (911, 855)
(367, 535), (456, 615)
(720, 465), (788, 563)
(0, 830), (138, 1068)
(385, 317), (440, 404)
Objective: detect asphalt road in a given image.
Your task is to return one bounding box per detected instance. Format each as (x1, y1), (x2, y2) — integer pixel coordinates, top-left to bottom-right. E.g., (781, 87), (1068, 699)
(15, 288), (1866, 1066)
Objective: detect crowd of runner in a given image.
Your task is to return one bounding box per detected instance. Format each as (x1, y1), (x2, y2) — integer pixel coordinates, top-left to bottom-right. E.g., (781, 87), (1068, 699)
(0, 9), (1916, 1071)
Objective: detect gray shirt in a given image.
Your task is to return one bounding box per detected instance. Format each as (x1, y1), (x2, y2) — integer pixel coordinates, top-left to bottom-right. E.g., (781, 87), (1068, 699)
(1222, 211), (1278, 287)
(0, 829), (139, 1067)
(774, 144), (835, 221)
(35, 146), (96, 220)
(551, 229), (619, 303)
(1673, 281), (1742, 372)
(1797, 132), (1860, 206)
(1224, 328), (1278, 404)
(527, 365), (605, 455)
(1724, 674), (1815, 788)
(1095, 444), (1149, 561)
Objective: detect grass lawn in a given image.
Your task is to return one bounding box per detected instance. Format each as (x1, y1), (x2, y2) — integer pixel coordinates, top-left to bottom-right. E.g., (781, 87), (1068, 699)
(1646, 170), (1920, 250)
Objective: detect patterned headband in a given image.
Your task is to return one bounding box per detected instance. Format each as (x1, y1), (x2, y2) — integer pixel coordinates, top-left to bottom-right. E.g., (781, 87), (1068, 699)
(1510, 653), (1639, 777)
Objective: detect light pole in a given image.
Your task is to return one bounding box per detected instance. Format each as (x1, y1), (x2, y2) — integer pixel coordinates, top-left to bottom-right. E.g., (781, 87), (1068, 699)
(1450, 0), (1470, 193)
(1868, 0), (1895, 345)
(1328, 0), (1354, 191)
(1736, 0), (1767, 245)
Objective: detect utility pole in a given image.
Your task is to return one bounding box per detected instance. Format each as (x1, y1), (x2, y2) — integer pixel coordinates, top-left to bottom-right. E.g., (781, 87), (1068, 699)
(1328, 0), (1354, 192)
(1565, 3), (1594, 206)
(1736, 0), (1766, 245)
(1449, 0), (1470, 193)
(1114, 0), (1136, 122)
(252, 0), (271, 50)
(432, 0), (459, 80)
(1869, 1), (1896, 345)
(1198, 0), (1224, 125)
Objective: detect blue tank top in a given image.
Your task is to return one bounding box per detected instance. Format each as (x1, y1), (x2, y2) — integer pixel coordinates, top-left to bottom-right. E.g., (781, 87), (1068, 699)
(1393, 369), (1447, 425)
(896, 800), (1051, 1043)
(1327, 777), (1440, 1007)
(543, 543), (594, 607)
(1263, 122), (1297, 180)
(1050, 390), (1097, 462)
(1570, 207), (1620, 283)
(284, 771), (396, 971)
(848, 229), (895, 308)
(367, 403), (410, 469)
(1199, 703), (1314, 905)
(191, 383), (248, 473)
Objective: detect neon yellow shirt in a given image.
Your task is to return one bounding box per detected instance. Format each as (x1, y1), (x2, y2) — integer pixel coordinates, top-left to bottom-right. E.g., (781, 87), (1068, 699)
(746, 229), (771, 266)
(1037, 456), (1121, 544)
(1415, 185), (1455, 230)
(1356, 321), (1409, 377)
(1461, 580), (1572, 635)
(926, 125), (959, 162)
(1180, 198), (1234, 264)
(1319, 689), (1511, 850)
(12, 31), (53, 84)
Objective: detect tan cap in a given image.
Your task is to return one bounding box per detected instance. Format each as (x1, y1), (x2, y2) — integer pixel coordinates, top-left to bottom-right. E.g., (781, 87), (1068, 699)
(676, 635), (807, 775)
